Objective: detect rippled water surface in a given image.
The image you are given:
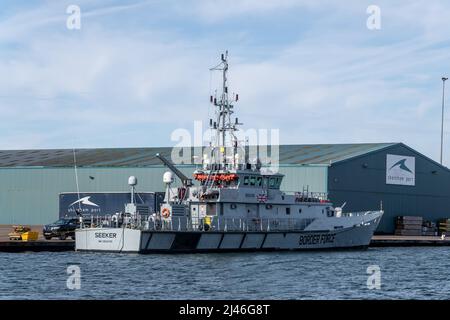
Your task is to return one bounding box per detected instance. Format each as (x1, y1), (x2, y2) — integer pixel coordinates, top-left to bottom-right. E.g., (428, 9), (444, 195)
(1, 247), (449, 299)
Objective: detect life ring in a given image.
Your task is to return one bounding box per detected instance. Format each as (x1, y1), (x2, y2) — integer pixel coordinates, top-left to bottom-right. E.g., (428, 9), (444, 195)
(161, 208), (170, 218)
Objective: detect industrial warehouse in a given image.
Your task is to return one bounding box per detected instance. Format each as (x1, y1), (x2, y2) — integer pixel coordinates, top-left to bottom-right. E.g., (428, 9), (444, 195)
(0, 142), (449, 234)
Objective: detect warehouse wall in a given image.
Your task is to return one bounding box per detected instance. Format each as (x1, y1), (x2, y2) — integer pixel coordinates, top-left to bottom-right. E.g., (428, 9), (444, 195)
(328, 144), (450, 234)
(278, 164), (328, 194)
(0, 164), (327, 225)
(0, 166), (193, 225)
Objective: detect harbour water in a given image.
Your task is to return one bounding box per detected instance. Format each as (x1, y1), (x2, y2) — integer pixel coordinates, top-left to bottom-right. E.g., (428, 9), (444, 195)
(1, 247), (449, 300)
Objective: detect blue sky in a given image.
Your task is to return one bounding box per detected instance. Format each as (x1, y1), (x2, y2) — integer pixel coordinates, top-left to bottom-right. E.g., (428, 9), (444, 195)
(1, 1), (450, 164)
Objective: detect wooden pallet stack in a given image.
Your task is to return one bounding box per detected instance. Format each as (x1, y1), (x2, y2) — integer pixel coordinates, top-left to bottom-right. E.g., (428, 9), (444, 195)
(422, 220), (438, 236)
(438, 218), (450, 236)
(394, 216), (423, 236)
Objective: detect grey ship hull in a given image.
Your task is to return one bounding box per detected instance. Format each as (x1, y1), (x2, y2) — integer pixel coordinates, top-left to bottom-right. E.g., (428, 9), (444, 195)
(75, 222), (378, 253)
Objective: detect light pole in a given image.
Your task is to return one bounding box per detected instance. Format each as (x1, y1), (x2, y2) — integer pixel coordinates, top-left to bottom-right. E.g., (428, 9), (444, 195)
(441, 77), (448, 164)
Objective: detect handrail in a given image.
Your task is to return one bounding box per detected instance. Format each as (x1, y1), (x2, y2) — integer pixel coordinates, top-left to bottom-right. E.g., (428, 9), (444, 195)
(79, 210), (380, 232)
(290, 191), (329, 201)
(81, 214), (316, 232)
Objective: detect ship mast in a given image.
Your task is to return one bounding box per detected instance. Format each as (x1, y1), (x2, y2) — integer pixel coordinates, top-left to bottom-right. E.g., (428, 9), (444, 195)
(209, 51), (240, 170)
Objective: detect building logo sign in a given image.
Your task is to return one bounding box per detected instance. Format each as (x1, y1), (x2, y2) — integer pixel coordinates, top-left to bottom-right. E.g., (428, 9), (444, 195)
(386, 154), (415, 186)
(60, 192), (157, 218)
(69, 196), (99, 208)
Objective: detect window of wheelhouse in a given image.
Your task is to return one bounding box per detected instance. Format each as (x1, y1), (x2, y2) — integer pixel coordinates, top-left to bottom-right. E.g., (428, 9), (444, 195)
(276, 177), (282, 189)
(250, 176), (256, 186)
(244, 176), (249, 186)
(269, 177), (276, 188)
(262, 177), (269, 188)
(256, 177), (262, 187)
(230, 175), (239, 187)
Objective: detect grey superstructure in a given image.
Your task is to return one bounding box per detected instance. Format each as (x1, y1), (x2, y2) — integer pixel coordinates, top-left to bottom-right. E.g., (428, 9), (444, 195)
(76, 52), (383, 253)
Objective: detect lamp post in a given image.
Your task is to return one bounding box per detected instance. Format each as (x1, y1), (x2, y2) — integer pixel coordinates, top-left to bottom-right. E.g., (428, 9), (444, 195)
(441, 77), (448, 164)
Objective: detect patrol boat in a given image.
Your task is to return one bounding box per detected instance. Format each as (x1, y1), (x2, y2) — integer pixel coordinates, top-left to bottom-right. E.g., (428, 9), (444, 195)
(75, 52), (383, 253)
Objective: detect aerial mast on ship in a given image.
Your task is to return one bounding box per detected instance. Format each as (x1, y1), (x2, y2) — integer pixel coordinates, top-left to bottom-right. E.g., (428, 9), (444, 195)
(209, 51), (241, 170)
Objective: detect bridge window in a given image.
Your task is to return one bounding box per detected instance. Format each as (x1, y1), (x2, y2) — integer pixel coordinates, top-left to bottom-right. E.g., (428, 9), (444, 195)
(269, 178), (276, 188)
(286, 207), (291, 215)
(276, 178), (282, 188)
(250, 176), (256, 186)
(256, 177), (262, 186)
(262, 177), (269, 188)
(244, 176), (249, 185)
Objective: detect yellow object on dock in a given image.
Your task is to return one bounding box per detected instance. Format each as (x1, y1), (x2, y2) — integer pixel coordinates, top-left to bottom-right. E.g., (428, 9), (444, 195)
(21, 231), (39, 241)
(7, 225), (38, 241)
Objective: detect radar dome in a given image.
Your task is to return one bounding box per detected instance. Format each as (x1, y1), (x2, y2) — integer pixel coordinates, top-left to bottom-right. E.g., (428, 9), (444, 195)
(163, 171), (174, 184)
(128, 176), (138, 186)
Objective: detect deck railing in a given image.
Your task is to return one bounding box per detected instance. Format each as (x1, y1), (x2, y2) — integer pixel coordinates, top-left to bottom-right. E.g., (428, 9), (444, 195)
(79, 210), (380, 232)
(80, 214), (316, 232)
(341, 211), (378, 217)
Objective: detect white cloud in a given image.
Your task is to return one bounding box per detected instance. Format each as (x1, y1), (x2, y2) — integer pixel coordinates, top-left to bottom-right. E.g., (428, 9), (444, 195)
(175, 0), (317, 22)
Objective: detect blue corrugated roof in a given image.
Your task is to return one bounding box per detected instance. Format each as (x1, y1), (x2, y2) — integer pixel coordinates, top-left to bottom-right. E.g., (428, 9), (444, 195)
(0, 143), (397, 168)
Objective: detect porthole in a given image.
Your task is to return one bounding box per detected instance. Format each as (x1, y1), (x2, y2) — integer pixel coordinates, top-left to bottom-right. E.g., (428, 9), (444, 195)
(230, 204), (237, 209)
(266, 204), (273, 210)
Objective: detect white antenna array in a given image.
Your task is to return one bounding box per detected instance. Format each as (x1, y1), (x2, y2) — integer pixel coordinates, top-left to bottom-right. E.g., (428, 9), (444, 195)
(208, 51), (241, 169)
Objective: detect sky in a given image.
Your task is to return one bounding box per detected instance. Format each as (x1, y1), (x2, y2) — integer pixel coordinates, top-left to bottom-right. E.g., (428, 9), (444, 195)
(1, 1), (450, 164)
